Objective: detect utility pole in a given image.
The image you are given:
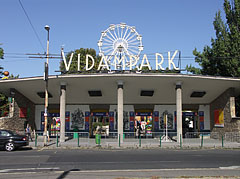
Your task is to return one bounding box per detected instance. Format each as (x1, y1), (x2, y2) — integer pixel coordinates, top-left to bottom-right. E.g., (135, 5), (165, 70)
(43, 25), (50, 146)
(28, 26), (61, 146)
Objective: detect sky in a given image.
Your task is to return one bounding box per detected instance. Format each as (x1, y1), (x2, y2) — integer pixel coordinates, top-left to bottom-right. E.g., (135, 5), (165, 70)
(0, 0), (225, 78)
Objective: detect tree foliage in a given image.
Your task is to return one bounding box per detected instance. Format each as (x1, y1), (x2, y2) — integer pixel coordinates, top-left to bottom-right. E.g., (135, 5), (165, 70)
(59, 48), (101, 74)
(187, 0), (240, 77)
(0, 47), (4, 76)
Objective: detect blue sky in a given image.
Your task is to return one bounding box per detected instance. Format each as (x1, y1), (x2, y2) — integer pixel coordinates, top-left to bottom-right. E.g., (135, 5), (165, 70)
(1, 0), (224, 78)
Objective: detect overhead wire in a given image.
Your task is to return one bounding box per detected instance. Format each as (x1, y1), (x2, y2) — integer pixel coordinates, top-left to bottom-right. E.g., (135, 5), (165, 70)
(18, 0), (45, 52)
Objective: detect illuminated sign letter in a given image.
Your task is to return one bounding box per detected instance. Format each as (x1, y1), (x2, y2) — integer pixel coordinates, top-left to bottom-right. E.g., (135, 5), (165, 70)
(129, 56), (139, 70)
(78, 53), (81, 71)
(139, 54), (151, 70)
(155, 53), (165, 70)
(168, 50), (179, 70)
(86, 54), (95, 71)
(113, 56), (125, 70)
(61, 50), (73, 71)
(98, 55), (110, 71)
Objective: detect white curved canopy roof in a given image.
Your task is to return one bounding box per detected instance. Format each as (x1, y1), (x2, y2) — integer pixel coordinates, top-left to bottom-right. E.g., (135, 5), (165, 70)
(0, 73), (239, 105)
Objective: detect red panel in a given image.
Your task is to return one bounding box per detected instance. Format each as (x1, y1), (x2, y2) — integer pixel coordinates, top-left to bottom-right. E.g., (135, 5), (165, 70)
(214, 110), (219, 124)
(19, 107), (27, 118)
(85, 117), (89, 122)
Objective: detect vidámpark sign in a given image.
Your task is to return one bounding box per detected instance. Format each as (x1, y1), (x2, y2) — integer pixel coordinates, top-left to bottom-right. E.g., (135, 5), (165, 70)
(61, 50), (180, 72)
(62, 23), (180, 72)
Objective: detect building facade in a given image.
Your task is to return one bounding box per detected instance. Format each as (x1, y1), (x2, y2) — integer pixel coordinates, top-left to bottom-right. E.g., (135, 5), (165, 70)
(0, 73), (239, 143)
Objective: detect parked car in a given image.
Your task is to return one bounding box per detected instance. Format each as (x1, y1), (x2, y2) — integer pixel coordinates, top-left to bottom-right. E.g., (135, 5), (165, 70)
(0, 130), (29, 151)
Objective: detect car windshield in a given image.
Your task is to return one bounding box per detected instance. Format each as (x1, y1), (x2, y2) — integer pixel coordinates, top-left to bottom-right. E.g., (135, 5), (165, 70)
(0, 130), (18, 136)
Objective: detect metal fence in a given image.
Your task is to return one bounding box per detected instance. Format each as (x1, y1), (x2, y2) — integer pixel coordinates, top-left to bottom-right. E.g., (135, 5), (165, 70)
(28, 131), (240, 149)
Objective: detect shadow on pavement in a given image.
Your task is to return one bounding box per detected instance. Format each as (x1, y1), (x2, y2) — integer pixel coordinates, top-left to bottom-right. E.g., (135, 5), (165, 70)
(57, 169), (80, 179)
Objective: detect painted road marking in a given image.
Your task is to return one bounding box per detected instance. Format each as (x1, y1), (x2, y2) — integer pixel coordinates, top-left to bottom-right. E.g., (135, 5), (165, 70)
(0, 167), (60, 173)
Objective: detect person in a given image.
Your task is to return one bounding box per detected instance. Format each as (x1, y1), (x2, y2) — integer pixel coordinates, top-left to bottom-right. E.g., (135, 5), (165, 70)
(25, 124), (33, 141)
(135, 117), (141, 138)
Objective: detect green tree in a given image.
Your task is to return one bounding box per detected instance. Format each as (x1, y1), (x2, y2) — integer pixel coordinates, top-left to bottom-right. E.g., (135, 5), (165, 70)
(60, 48), (101, 74)
(187, 0), (240, 116)
(0, 74), (19, 117)
(187, 0), (240, 77)
(0, 47), (4, 76)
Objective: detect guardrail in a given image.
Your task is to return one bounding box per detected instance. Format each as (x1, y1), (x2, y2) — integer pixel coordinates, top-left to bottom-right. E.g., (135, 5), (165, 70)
(28, 131), (240, 149)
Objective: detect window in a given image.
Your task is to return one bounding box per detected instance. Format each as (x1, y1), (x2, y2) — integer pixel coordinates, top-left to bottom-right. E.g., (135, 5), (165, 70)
(0, 131), (11, 137)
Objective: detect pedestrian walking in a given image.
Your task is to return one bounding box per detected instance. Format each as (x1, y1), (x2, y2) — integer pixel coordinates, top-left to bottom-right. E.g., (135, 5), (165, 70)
(26, 124), (33, 141)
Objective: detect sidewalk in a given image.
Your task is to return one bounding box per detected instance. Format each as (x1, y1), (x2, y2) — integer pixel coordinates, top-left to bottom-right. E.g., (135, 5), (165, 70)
(28, 137), (240, 150)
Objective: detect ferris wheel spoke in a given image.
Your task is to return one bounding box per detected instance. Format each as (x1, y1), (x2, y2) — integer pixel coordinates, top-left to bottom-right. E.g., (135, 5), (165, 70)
(128, 38), (139, 43)
(117, 26), (121, 39)
(107, 29), (117, 41)
(102, 46), (112, 50)
(120, 26), (124, 39)
(123, 27), (129, 40)
(126, 33), (137, 42)
(125, 31), (132, 41)
(102, 42), (113, 46)
(113, 30), (118, 40)
(105, 34), (115, 42)
(128, 46), (139, 49)
(104, 48), (114, 54)
(128, 42), (140, 46)
(103, 38), (114, 44)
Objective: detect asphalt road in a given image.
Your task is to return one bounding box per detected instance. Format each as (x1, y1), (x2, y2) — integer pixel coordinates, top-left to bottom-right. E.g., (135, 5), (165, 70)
(0, 148), (239, 178)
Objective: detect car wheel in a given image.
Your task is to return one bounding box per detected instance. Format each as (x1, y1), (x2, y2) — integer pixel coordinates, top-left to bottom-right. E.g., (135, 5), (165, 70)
(5, 142), (15, 152)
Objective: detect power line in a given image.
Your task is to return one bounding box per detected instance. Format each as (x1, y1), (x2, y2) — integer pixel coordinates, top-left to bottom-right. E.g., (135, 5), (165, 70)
(18, 0), (45, 52)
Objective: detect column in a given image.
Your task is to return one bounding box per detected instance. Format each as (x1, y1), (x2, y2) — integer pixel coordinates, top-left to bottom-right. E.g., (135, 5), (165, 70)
(60, 82), (67, 143)
(117, 81), (124, 144)
(176, 82), (182, 143)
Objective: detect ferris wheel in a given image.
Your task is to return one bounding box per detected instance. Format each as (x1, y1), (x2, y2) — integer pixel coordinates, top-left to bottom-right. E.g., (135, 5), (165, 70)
(97, 23), (143, 67)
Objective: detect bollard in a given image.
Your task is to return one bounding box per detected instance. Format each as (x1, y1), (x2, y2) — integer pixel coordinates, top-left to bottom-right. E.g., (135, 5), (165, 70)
(222, 135), (224, 148)
(118, 134), (121, 147)
(56, 132), (59, 147)
(139, 134), (141, 147)
(180, 134), (182, 149)
(35, 133), (37, 147)
(201, 134), (203, 148)
(77, 133), (80, 147)
(160, 135), (162, 148)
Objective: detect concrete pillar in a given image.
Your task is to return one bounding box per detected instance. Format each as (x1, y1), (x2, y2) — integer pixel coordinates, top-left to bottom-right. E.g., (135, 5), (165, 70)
(60, 82), (67, 143)
(230, 97), (236, 118)
(117, 81), (124, 144)
(176, 82), (182, 143)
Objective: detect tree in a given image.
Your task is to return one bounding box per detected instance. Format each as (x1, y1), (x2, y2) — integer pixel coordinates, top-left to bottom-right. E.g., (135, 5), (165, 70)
(187, 0), (240, 116)
(0, 74), (19, 117)
(59, 48), (101, 74)
(0, 47), (4, 76)
(186, 0), (240, 77)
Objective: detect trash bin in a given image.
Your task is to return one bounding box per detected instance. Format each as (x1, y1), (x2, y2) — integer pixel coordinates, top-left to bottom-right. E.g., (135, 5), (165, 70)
(95, 134), (101, 145)
(73, 129), (78, 139)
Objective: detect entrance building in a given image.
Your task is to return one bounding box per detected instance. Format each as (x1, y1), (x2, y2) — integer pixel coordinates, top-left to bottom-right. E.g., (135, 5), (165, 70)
(0, 73), (239, 144)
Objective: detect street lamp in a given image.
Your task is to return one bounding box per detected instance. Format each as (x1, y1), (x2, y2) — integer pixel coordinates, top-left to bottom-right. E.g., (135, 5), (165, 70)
(44, 25), (50, 146)
(117, 44), (124, 70)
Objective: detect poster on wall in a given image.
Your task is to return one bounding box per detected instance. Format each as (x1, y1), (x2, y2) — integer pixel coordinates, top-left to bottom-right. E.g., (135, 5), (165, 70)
(214, 109), (224, 127)
(145, 116), (153, 137)
(71, 108), (85, 130)
(160, 111), (173, 129)
(41, 111), (70, 131)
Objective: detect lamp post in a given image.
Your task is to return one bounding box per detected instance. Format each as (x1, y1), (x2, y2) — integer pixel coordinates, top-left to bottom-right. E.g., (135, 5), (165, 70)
(44, 25), (50, 146)
(117, 44), (124, 70)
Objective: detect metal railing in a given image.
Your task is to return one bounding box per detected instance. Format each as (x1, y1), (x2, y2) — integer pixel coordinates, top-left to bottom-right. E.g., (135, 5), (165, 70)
(28, 131), (240, 149)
